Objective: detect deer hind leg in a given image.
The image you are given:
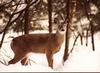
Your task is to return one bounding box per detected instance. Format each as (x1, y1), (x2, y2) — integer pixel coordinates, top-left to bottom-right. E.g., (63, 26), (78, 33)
(8, 53), (25, 65)
(21, 57), (28, 65)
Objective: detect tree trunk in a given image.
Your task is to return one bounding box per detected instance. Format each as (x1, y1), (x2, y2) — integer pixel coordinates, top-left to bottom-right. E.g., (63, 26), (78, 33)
(48, 0), (52, 33)
(47, 0), (53, 68)
(24, 0), (29, 34)
(63, 0), (71, 62)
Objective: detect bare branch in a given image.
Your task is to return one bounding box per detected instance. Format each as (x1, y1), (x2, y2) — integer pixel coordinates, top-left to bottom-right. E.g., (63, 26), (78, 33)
(0, 0), (22, 49)
(70, 33), (80, 53)
(0, 60), (8, 66)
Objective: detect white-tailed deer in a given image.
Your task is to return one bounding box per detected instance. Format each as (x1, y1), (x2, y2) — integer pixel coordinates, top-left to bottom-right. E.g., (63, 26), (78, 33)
(8, 24), (66, 68)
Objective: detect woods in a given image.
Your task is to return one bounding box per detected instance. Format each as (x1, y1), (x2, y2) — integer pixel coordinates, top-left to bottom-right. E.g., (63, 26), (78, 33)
(0, 0), (100, 70)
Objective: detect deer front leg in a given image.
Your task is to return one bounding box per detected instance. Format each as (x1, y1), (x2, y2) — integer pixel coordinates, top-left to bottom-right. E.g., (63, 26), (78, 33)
(46, 48), (53, 68)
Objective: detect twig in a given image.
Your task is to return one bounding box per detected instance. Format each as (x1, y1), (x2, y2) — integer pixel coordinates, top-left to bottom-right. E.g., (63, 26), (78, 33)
(2, 58), (8, 65)
(3, 49), (12, 60)
(0, 60), (8, 66)
(70, 33), (80, 53)
(29, 58), (36, 64)
(80, 34), (83, 45)
(86, 29), (89, 46)
(1, 47), (12, 60)
(90, 22), (95, 51)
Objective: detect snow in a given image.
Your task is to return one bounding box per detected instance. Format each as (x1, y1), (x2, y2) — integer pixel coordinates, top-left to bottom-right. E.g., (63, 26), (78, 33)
(16, 4), (27, 13)
(0, 30), (100, 72)
(63, 32), (100, 72)
(90, 3), (99, 14)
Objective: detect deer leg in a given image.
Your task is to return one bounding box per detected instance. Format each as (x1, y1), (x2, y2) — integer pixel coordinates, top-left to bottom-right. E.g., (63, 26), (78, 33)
(46, 48), (53, 68)
(21, 57), (28, 65)
(8, 54), (24, 65)
(8, 51), (26, 65)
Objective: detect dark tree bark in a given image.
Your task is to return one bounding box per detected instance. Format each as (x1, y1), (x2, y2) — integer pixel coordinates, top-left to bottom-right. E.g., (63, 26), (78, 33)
(63, 0), (71, 62)
(24, 0), (30, 34)
(46, 0), (53, 68)
(48, 0), (52, 33)
(24, 8), (29, 34)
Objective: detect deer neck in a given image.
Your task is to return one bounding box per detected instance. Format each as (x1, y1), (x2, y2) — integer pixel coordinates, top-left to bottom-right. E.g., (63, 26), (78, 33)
(55, 30), (65, 46)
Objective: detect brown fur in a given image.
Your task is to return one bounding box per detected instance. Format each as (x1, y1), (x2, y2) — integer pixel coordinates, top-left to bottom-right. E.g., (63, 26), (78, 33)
(8, 25), (66, 68)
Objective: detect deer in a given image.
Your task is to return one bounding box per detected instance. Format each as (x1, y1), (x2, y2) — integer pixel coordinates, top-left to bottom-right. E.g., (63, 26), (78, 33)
(8, 23), (66, 68)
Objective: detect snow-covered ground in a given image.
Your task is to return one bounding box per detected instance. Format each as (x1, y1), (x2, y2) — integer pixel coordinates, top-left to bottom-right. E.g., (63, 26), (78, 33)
(0, 30), (100, 72)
